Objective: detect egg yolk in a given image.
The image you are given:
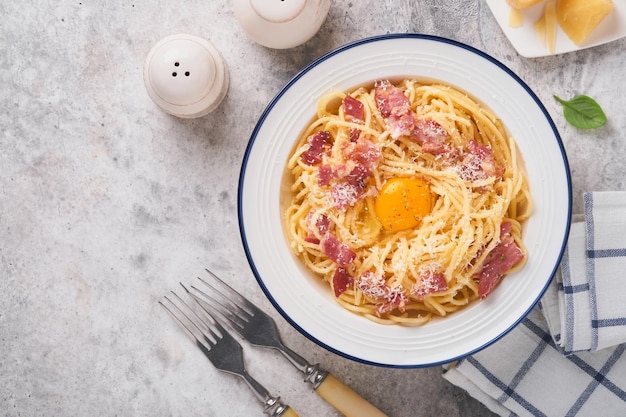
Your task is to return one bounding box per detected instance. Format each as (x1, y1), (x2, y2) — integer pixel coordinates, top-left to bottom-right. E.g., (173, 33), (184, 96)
(374, 177), (433, 232)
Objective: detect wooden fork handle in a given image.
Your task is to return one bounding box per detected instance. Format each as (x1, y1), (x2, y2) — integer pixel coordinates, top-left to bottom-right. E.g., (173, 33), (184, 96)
(278, 406), (299, 417)
(315, 373), (388, 417)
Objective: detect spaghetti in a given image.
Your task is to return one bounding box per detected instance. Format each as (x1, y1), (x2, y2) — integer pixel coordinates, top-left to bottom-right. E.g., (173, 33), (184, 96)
(284, 79), (532, 325)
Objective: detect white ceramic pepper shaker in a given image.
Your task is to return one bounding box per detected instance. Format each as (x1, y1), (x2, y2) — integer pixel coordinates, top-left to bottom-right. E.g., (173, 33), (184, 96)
(233, 0), (331, 49)
(143, 34), (229, 118)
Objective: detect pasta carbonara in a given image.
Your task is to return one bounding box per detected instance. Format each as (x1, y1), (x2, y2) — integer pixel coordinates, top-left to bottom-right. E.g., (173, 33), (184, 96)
(284, 79), (531, 325)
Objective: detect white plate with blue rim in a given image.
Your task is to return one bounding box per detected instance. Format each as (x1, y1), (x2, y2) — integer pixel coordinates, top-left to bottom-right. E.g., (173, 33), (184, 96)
(238, 34), (571, 367)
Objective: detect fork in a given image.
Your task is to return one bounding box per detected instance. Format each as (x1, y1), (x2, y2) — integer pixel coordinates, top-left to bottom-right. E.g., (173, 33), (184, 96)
(160, 288), (298, 417)
(185, 268), (388, 417)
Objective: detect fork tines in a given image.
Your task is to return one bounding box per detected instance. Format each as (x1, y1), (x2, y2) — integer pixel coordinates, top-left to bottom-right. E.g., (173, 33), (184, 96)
(187, 269), (256, 328)
(160, 285), (295, 417)
(159, 289), (223, 351)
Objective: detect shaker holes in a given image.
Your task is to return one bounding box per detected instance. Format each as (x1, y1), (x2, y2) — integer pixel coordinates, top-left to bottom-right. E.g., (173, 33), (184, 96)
(171, 62), (190, 77)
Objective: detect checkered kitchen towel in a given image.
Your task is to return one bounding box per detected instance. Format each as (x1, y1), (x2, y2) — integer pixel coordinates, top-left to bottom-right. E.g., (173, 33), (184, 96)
(443, 308), (626, 417)
(541, 191), (626, 354)
(443, 192), (626, 416)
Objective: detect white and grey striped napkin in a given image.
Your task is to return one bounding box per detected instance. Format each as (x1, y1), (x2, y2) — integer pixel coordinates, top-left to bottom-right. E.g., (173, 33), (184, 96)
(443, 191), (626, 416)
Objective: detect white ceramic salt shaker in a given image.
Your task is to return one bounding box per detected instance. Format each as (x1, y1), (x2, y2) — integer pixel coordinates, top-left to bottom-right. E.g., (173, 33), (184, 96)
(143, 34), (229, 118)
(233, 0), (331, 49)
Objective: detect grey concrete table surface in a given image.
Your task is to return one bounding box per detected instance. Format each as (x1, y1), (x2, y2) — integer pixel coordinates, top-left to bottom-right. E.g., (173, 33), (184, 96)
(1, 1), (625, 416)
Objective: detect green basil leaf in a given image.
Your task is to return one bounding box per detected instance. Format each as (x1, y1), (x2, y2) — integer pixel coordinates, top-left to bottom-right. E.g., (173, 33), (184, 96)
(554, 94), (607, 129)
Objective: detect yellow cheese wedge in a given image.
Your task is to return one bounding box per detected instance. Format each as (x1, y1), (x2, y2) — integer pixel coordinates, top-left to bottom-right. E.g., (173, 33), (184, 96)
(509, 7), (524, 27)
(507, 0), (544, 9)
(533, 1), (556, 53)
(545, 0), (557, 53)
(556, 0), (614, 45)
(534, 11), (547, 47)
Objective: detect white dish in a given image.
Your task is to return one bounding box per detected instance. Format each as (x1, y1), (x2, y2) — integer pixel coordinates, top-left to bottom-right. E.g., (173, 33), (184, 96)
(238, 34), (571, 367)
(486, 0), (626, 58)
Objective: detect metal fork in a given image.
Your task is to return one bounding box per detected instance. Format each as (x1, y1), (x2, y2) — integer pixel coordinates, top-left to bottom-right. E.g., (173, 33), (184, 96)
(159, 288), (298, 417)
(185, 269), (388, 417)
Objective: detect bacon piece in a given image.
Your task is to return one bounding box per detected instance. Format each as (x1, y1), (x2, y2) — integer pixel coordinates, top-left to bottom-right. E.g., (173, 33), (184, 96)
(459, 140), (503, 182)
(388, 113), (416, 139)
(358, 271), (388, 298)
(343, 138), (381, 171)
(330, 163), (370, 210)
(411, 271), (448, 300)
(357, 271), (408, 316)
(374, 80), (409, 117)
(343, 95), (365, 123)
(332, 267), (354, 297)
(477, 222), (525, 299)
(413, 118), (449, 155)
(319, 161), (360, 187)
(349, 128), (361, 142)
(304, 212), (331, 244)
(319, 161), (374, 210)
(301, 130), (330, 165)
(317, 164), (336, 186)
(304, 236), (319, 244)
(316, 214), (331, 234)
(321, 233), (356, 267)
(374, 80), (416, 139)
(345, 161), (371, 188)
(330, 182), (359, 210)
(376, 286), (408, 316)
(318, 140), (379, 210)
